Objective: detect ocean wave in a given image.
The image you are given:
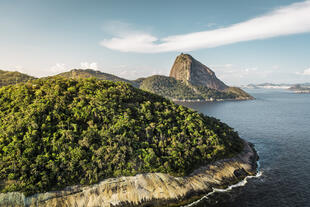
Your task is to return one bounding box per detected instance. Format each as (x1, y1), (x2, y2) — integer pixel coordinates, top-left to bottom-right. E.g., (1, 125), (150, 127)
(183, 157), (262, 207)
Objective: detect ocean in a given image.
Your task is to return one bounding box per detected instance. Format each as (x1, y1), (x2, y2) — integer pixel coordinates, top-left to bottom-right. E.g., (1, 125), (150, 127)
(178, 89), (310, 207)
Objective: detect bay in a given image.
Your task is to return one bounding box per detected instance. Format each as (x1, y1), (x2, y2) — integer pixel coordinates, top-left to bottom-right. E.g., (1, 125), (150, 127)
(178, 89), (310, 207)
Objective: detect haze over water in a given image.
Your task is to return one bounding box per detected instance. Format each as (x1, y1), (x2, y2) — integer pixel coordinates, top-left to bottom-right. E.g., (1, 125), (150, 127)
(179, 89), (310, 207)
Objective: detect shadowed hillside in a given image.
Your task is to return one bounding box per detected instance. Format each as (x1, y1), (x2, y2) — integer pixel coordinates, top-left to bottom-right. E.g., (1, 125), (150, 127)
(0, 70), (35, 87)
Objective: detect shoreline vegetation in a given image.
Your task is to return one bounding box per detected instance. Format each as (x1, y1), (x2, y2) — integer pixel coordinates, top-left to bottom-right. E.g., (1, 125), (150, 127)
(0, 140), (258, 207)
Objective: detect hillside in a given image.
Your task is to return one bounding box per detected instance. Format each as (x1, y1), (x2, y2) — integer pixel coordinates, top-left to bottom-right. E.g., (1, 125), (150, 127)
(0, 77), (244, 196)
(139, 75), (203, 100)
(224, 87), (254, 100)
(56, 67), (252, 101)
(0, 70), (35, 87)
(139, 75), (252, 101)
(57, 69), (138, 87)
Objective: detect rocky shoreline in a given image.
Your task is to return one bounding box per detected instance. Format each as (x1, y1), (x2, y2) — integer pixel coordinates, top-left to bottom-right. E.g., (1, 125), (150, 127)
(0, 140), (258, 207)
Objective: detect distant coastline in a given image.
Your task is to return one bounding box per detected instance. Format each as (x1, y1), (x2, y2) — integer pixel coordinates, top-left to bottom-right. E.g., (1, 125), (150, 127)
(292, 90), (310, 94)
(0, 140), (258, 207)
(243, 83), (310, 90)
(173, 97), (254, 103)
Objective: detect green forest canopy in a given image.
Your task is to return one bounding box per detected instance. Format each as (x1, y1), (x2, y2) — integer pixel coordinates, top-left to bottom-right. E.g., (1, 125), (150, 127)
(0, 77), (243, 195)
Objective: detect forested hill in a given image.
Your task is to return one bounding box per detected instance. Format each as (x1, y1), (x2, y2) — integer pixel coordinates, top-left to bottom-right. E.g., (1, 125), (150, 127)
(55, 69), (253, 101)
(0, 66), (252, 101)
(57, 69), (138, 87)
(139, 75), (252, 100)
(0, 70), (35, 87)
(0, 77), (243, 195)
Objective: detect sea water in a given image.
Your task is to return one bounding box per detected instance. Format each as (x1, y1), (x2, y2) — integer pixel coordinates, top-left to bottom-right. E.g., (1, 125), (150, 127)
(178, 89), (310, 207)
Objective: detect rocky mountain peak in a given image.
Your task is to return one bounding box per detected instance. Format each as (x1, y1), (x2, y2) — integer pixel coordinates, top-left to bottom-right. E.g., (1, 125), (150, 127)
(169, 53), (228, 90)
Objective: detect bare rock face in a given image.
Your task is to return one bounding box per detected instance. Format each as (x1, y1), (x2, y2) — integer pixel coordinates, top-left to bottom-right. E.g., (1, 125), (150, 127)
(0, 141), (258, 207)
(169, 53), (228, 90)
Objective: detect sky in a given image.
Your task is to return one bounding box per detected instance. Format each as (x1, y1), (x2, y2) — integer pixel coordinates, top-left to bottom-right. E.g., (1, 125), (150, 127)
(0, 0), (310, 85)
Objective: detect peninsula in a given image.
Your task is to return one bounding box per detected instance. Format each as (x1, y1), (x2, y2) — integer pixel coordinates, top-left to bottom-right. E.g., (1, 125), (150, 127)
(0, 77), (258, 206)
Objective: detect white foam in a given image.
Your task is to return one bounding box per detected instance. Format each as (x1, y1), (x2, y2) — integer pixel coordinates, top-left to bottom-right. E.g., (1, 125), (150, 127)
(183, 159), (262, 207)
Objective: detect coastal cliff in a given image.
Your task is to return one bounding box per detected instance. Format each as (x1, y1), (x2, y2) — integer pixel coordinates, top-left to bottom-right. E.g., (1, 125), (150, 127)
(0, 141), (258, 207)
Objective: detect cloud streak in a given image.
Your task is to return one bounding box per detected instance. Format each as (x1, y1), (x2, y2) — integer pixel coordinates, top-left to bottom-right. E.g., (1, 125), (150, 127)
(303, 68), (310, 75)
(297, 68), (310, 75)
(101, 1), (310, 53)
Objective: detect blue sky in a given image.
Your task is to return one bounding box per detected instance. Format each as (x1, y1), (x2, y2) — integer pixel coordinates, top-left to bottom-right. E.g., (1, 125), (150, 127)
(1, 0), (310, 85)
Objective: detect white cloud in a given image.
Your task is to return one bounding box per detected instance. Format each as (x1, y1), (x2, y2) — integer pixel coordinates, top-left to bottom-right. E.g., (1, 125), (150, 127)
(210, 63), (280, 85)
(5, 65), (25, 73)
(51, 63), (67, 73)
(50, 62), (98, 74)
(304, 68), (310, 75)
(297, 68), (310, 75)
(80, 62), (98, 70)
(101, 1), (310, 53)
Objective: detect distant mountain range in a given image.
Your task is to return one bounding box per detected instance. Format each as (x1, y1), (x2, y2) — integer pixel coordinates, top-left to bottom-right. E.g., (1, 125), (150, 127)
(0, 54), (253, 101)
(243, 83), (310, 92)
(288, 84), (310, 93)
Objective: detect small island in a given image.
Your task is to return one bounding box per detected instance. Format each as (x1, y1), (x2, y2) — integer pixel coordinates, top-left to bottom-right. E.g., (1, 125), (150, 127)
(0, 77), (258, 206)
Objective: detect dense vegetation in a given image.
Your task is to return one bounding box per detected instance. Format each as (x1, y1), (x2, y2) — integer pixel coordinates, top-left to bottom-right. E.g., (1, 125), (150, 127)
(139, 75), (251, 100)
(194, 85), (236, 100)
(0, 70), (35, 87)
(0, 77), (243, 195)
(139, 75), (204, 100)
(223, 87), (254, 100)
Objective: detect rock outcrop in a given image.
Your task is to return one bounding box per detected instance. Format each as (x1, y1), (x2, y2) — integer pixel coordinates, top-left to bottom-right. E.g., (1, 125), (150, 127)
(169, 53), (228, 90)
(0, 141), (258, 207)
